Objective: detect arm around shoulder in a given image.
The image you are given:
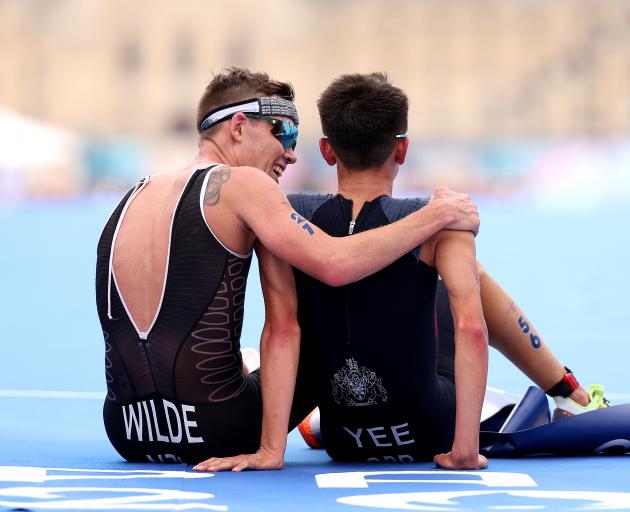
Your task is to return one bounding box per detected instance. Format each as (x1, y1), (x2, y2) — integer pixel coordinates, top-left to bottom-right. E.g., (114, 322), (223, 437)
(231, 170), (471, 286)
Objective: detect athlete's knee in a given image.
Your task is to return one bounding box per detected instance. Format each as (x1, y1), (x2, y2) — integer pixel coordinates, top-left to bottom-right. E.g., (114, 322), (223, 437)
(476, 260), (486, 277)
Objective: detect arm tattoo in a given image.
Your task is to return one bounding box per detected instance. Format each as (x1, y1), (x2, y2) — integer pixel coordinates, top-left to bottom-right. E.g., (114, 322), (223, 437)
(204, 167), (231, 207)
(290, 212), (315, 236)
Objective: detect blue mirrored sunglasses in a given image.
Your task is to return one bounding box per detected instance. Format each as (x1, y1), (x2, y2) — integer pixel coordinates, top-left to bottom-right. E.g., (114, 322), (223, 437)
(245, 114), (298, 151)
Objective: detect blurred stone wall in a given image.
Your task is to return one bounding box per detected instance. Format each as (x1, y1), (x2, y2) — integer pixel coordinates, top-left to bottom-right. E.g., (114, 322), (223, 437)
(2, 0), (629, 138)
(1, 0), (629, 201)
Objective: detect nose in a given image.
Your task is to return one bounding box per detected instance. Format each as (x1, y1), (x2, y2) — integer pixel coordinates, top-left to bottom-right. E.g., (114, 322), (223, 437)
(284, 147), (298, 164)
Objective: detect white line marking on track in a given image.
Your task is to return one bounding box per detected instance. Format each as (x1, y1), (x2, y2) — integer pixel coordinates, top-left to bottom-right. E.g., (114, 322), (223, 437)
(0, 390), (104, 399)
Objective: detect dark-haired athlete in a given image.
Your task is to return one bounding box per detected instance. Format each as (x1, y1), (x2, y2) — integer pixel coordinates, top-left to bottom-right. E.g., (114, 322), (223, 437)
(198, 72), (607, 472)
(295, 74), (607, 469)
(95, 68), (480, 468)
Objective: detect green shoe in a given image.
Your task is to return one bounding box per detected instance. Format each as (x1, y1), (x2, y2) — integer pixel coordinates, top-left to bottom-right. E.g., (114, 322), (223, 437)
(552, 384), (610, 420)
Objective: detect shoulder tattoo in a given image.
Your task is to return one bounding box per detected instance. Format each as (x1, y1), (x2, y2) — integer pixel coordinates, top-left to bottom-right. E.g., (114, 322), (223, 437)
(204, 167), (231, 207)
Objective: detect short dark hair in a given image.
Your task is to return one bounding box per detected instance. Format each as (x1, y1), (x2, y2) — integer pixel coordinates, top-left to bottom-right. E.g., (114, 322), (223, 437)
(197, 67), (295, 138)
(317, 73), (408, 170)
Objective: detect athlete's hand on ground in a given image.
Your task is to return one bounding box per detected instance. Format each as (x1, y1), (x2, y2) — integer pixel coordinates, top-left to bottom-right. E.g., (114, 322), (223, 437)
(430, 186), (480, 236)
(192, 447), (284, 472)
(433, 451), (488, 470)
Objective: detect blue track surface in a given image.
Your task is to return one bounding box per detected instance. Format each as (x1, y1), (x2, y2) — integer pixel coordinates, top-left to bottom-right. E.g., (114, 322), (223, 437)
(1, 392), (629, 511)
(1, 197), (629, 511)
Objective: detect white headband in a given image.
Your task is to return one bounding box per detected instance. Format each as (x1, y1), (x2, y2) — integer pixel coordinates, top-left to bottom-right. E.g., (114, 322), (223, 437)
(199, 97), (299, 132)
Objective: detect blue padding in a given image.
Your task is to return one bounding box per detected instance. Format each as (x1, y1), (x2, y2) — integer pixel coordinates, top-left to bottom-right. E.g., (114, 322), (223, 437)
(481, 387), (630, 456)
(500, 387), (550, 433)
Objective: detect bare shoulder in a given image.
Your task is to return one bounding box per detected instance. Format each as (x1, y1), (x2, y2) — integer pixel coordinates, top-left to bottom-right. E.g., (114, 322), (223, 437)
(202, 165), (233, 207)
(424, 228), (471, 249)
(202, 165), (285, 211)
(207, 166), (278, 191)
(231, 166), (278, 185)
(434, 229), (476, 254)
(227, 166), (286, 201)
(421, 229), (475, 267)
(433, 229), (475, 244)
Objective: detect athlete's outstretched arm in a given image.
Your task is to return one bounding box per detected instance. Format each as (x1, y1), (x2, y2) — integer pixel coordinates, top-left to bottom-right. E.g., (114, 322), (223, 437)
(230, 168), (479, 286)
(424, 230), (489, 470)
(193, 242), (300, 472)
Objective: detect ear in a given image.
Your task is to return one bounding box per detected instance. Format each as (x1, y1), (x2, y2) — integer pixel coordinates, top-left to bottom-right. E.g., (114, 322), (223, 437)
(319, 137), (337, 166)
(394, 137), (409, 165)
(229, 112), (248, 142)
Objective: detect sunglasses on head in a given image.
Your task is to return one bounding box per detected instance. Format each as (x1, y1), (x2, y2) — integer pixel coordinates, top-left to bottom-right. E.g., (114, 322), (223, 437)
(245, 114), (298, 151)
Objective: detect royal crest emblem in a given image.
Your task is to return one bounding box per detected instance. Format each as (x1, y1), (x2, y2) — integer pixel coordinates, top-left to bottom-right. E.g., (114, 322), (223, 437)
(331, 358), (387, 407)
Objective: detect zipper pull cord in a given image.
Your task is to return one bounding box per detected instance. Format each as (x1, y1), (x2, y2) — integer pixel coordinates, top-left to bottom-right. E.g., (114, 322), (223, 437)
(346, 217), (357, 343)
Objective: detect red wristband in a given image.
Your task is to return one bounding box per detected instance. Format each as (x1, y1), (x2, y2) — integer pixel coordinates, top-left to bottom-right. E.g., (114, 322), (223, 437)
(545, 367), (579, 398)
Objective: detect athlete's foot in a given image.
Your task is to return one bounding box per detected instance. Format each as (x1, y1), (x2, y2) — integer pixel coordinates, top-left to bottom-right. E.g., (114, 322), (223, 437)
(552, 384), (610, 420)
